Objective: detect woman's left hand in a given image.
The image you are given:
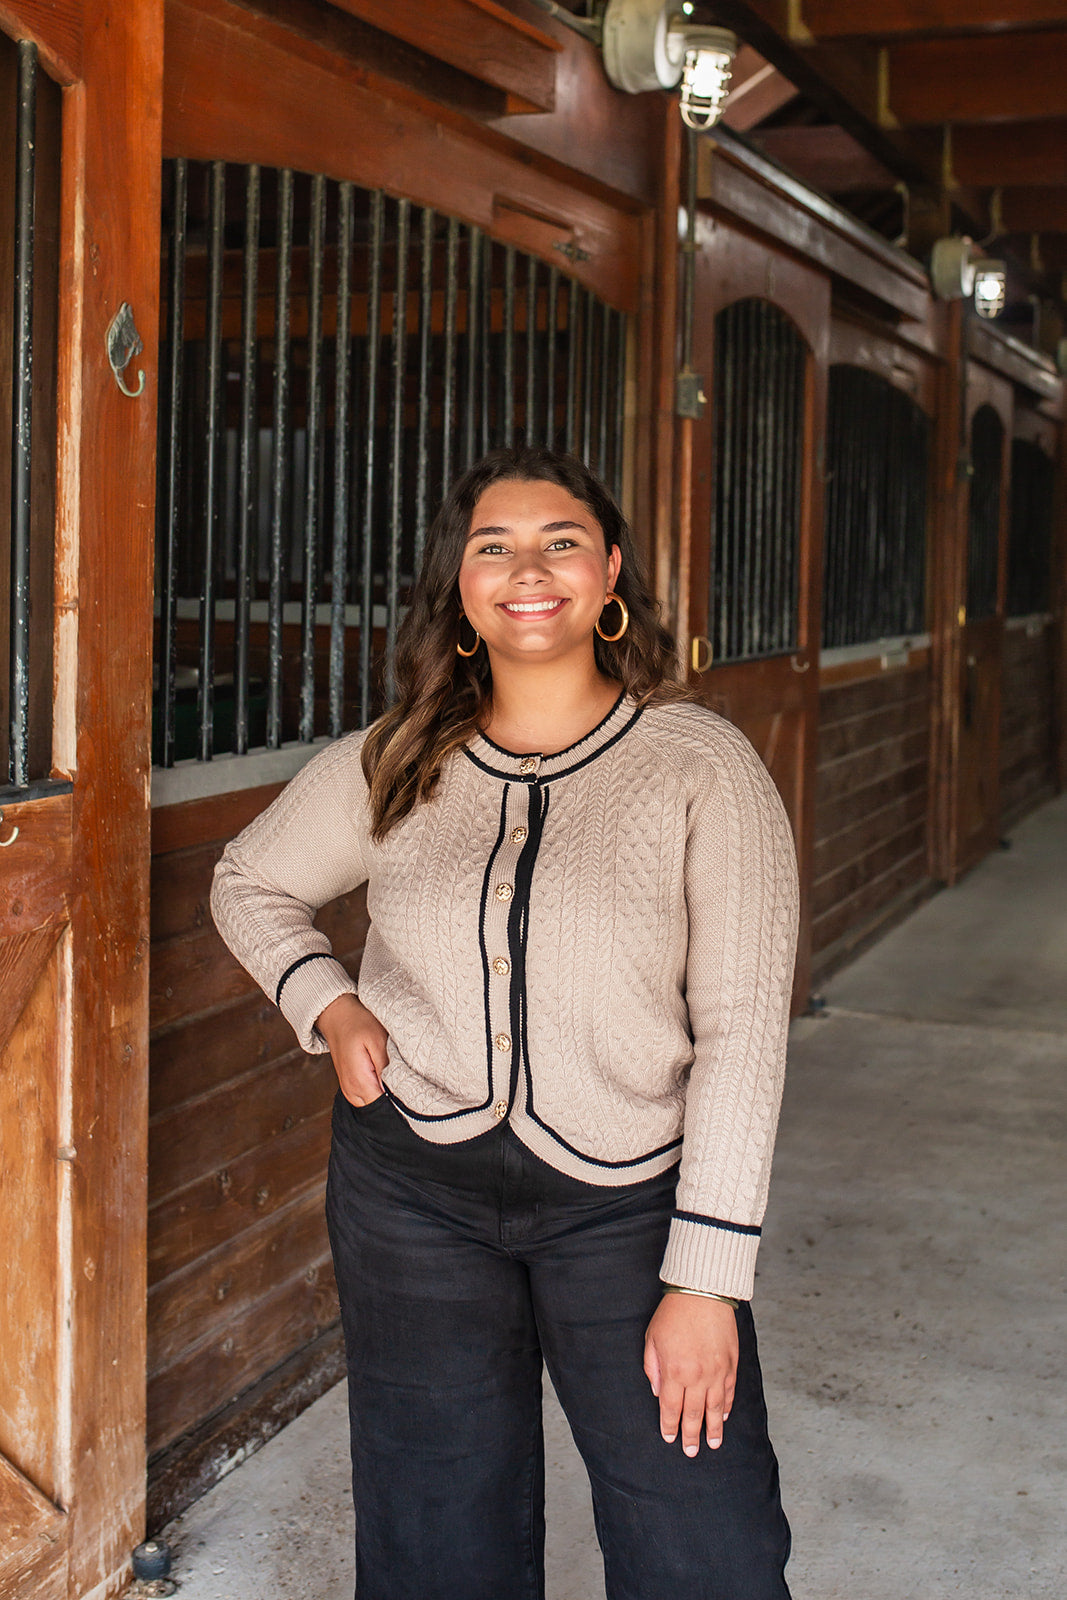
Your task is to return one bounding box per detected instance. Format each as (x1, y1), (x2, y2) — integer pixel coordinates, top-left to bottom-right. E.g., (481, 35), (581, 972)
(643, 1294), (739, 1457)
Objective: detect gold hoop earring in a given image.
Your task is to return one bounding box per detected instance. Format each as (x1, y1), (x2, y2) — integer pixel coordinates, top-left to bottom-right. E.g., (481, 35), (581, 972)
(595, 592), (629, 642)
(456, 617), (482, 658)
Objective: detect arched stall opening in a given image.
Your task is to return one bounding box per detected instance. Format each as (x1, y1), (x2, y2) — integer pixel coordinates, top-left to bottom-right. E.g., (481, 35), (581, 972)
(1000, 426), (1057, 829)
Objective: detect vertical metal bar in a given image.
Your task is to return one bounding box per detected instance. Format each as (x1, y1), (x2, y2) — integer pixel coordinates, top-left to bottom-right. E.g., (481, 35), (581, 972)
(414, 206), (434, 569)
(360, 191), (384, 727)
(502, 245), (515, 447)
(442, 216), (459, 491)
(330, 180), (354, 740)
(597, 299), (611, 481)
(199, 160), (226, 761)
(524, 254), (537, 448)
(480, 233), (492, 455)
(462, 225), (481, 469)
(9, 41), (37, 786)
(299, 174), (327, 742)
(159, 158), (187, 769)
(234, 164), (260, 754)
(546, 266), (559, 448)
(581, 288), (595, 464)
(613, 312), (628, 500)
(565, 280), (579, 454)
(267, 168), (293, 748)
(385, 197), (410, 700)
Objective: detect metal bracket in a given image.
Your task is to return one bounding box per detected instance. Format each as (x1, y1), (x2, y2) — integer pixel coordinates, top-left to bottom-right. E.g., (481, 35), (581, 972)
(106, 302), (146, 398)
(0, 809), (18, 847)
(676, 366), (706, 419)
(553, 239), (592, 264)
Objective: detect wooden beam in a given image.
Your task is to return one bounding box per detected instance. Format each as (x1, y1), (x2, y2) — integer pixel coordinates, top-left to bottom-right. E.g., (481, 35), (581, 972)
(952, 119), (1067, 186)
(998, 187), (1067, 234)
(0, 0), (81, 81)
(886, 31), (1067, 125)
(801, 0), (1067, 39)
(326, 0), (560, 113)
(754, 125), (898, 191)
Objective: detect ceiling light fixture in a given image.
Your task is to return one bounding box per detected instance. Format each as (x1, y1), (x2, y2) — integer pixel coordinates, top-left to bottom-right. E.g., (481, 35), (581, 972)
(972, 259), (1007, 320)
(602, 1), (738, 130)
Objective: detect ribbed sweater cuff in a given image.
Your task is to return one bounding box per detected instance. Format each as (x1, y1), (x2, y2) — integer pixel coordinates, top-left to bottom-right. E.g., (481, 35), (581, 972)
(276, 955), (359, 1054)
(660, 1216), (761, 1302)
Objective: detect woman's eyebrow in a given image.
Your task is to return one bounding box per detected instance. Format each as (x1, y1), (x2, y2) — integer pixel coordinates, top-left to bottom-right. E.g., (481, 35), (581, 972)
(463, 518), (588, 544)
(466, 519), (588, 540)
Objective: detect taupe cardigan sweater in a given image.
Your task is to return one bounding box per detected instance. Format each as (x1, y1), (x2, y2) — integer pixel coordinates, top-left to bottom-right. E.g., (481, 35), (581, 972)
(210, 694), (798, 1300)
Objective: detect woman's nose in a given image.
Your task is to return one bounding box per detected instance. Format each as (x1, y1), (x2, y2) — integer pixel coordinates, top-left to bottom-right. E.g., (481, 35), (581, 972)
(508, 549), (551, 584)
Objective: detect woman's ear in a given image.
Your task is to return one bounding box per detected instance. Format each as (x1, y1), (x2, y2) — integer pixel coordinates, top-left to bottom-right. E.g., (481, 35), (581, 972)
(608, 544), (623, 588)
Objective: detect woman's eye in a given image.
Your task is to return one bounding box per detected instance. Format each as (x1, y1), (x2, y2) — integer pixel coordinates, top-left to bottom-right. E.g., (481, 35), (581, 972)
(547, 538), (576, 551)
(477, 543), (508, 555)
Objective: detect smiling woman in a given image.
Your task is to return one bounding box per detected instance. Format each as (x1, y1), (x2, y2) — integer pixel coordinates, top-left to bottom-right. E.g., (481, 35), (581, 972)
(211, 446), (800, 1600)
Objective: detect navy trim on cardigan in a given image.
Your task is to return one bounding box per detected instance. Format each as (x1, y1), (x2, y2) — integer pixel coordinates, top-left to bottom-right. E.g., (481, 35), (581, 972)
(672, 1209), (762, 1237)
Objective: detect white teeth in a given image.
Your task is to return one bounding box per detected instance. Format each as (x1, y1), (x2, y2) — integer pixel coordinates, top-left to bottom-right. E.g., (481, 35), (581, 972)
(502, 599), (562, 613)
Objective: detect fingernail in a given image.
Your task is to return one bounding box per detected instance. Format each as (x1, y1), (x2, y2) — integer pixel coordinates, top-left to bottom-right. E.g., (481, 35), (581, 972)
(661, 1431), (675, 1444)
(709, 1437), (722, 1450)
(684, 1444), (698, 1457)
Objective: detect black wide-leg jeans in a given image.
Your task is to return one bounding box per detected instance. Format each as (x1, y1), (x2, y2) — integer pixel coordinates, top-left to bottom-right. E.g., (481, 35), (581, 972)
(326, 1090), (792, 1600)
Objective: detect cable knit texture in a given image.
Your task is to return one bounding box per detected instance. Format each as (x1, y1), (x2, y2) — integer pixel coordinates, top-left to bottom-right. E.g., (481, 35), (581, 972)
(210, 695), (798, 1299)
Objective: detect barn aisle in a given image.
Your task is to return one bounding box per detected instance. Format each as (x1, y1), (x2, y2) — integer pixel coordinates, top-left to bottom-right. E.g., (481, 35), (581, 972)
(155, 794), (1067, 1600)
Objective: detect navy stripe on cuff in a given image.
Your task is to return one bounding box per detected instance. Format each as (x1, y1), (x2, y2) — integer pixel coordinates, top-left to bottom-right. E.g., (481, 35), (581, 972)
(275, 951), (335, 1009)
(672, 1208), (762, 1237)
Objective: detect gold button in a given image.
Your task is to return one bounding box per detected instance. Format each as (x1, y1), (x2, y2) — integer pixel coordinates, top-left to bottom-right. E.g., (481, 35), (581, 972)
(492, 956), (510, 976)
(511, 826), (528, 844)
(519, 756), (537, 774)
(495, 882), (513, 901)
(493, 1100), (508, 1119)
(494, 1033), (511, 1051)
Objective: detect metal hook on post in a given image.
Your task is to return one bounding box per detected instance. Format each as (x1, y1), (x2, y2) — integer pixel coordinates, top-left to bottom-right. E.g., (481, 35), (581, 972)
(106, 302), (146, 398)
(0, 810), (19, 847)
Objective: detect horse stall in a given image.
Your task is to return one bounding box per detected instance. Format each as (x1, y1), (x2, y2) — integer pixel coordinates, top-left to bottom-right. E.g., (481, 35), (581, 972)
(145, 0), (661, 1524)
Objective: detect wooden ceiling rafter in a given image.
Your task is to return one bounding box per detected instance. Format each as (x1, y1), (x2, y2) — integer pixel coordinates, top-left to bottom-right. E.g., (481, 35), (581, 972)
(797, 0), (1067, 41)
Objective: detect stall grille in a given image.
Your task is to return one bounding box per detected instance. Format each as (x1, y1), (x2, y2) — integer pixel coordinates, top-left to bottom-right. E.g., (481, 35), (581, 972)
(1007, 438), (1054, 617)
(2, 38), (59, 795)
(822, 366), (930, 649)
(154, 160), (629, 766)
(966, 404), (1004, 622)
(709, 298), (805, 665)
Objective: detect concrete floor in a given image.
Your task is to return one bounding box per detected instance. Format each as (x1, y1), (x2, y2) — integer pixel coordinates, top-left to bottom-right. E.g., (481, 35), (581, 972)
(157, 795), (1067, 1600)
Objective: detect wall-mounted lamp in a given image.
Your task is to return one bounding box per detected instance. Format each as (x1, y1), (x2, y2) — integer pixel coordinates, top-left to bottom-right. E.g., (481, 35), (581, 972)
(602, 0), (738, 129)
(972, 259), (1007, 320)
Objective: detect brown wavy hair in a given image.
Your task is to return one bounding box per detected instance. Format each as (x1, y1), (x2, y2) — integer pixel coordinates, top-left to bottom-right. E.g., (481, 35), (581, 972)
(361, 447), (690, 839)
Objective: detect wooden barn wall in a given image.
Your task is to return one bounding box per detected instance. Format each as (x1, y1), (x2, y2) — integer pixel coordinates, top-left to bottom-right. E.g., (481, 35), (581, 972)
(147, 790), (368, 1514)
(812, 655), (932, 971)
(1000, 621), (1056, 828)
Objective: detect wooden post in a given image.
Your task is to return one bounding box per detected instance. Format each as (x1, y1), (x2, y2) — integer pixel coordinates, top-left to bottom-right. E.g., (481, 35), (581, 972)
(63, 1), (162, 1591)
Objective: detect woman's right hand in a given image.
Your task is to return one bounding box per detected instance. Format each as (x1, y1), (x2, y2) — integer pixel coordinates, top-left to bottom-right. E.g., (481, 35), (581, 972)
(316, 993), (389, 1107)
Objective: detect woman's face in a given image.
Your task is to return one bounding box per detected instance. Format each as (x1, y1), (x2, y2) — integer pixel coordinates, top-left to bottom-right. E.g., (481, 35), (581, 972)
(457, 477), (621, 669)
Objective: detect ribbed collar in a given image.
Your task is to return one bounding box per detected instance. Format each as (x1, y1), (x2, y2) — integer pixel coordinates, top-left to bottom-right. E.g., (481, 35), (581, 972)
(463, 692), (644, 784)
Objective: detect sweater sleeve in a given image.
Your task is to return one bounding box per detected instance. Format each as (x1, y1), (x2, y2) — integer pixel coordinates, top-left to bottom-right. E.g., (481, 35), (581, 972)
(210, 733), (373, 1053)
(659, 723), (799, 1301)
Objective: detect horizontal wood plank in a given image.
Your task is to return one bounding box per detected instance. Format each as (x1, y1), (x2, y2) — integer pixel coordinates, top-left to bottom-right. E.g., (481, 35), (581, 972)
(149, 1050), (336, 1205)
(887, 31), (1067, 126)
(150, 895), (369, 1031)
(148, 1186), (329, 1373)
(147, 1258), (339, 1455)
(815, 757), (928, 839)
(817, 692), (928, 764)
(150, 986), (304, 1116)
(814, 784), (927, 882)
(803, 0), (1067, 36)
(816, 726), (928, 805)
(328, 0), (560, 113)
(148, 1108), (332, 1287)
(151, 783), (287, 855)
(812, 847), (928, 953)
(813, 817), (927, 920)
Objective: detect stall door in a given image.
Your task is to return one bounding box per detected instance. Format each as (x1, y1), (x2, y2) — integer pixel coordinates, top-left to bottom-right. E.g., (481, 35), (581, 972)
(688, 223), (829, 1004)
(0, 5), (161, 1597)
(954, 378), (1011, 876)
(1001, 418), (1057, 828)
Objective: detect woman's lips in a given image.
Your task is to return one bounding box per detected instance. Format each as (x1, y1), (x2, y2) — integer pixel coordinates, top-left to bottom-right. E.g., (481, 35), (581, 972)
(498, 598), (568, 618)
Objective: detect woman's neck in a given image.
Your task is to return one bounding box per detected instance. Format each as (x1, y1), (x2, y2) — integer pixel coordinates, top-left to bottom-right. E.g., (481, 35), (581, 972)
(481, 658), (621, 756)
